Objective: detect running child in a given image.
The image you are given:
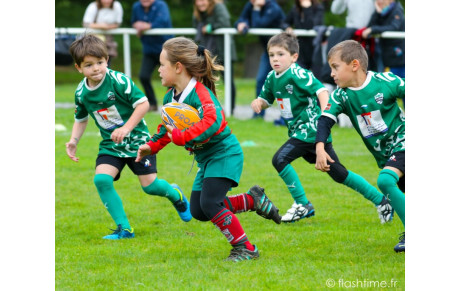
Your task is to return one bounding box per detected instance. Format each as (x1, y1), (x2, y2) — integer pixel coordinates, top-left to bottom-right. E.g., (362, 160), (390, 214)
(136, 37), (282, 262)
(66, 34), (191, 240)
(251, 32), (393, 224)
(315, 39), (405, 252)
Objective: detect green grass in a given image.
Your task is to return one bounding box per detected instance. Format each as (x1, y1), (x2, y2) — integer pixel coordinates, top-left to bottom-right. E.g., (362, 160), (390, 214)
(55, 81), (404, 290)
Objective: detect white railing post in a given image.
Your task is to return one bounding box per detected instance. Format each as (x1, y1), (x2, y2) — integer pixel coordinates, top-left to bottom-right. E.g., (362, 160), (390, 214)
(123, 32), (131, 77)
(223, 31), (232, 117)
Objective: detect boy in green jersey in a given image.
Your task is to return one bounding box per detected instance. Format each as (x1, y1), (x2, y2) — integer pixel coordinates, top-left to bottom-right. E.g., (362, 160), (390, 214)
(315, 39), (405, 252)
(65, 35), (191, 240)
(252, 32), (392, 224)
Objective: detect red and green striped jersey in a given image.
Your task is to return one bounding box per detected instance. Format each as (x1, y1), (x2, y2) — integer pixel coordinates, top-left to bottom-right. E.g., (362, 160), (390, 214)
(151, 78), (234, 162)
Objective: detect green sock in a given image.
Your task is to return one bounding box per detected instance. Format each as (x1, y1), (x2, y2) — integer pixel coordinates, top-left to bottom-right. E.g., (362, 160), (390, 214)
(93, 174), (130, 229)
(142, 178), (180, 203)
(279, 164), (309, 205)
(377, 169), (405, 226)
(343, 170), (384, 205)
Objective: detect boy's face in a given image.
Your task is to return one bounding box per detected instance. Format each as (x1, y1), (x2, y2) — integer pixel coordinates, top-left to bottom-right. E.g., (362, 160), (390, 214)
(328, 53), (355, 88)
(75, 55), (108, 87)
(268, 45), (298, 74)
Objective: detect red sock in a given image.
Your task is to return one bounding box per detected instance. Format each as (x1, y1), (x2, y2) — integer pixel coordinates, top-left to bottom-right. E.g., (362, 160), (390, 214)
(223, 193), (254, 213)
(211, 208), (254, 251)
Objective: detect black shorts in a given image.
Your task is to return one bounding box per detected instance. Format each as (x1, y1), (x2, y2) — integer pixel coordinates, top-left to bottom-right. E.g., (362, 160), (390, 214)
(95, 154), (157, 181)
(384, 151), (405, 192)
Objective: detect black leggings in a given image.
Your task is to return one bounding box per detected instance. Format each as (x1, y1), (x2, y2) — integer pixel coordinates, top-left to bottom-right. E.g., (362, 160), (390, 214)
(190, 177), (233, 221)
(272, 138), (349, 183)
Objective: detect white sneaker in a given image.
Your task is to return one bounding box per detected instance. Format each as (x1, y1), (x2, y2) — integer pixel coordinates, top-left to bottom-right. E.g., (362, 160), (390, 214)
(281, 202), (315, 223)
(376, 196), (394, 224)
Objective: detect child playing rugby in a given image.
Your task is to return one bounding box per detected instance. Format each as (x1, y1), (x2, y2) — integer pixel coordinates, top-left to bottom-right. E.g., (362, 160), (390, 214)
(66, 34), (191, 240)
(315, 39), (405, 252)
(251, 32), (393, 224)
(136, 37), (282, 262)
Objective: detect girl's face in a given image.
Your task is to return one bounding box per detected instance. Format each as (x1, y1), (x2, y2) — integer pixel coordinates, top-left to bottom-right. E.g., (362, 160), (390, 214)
(328, 53), (354, 88)
(195, 0), (210, 12)
(100, 0), (114, 8)
(158, 50), (176, 87)
(75, 55), (108, 87)
(268, 45), (298, 74)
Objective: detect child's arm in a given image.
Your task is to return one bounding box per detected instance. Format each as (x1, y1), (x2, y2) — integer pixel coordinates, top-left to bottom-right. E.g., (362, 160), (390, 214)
(66, 120), (89, 162)
(314, 116), (336, 172)
(316, 90), (330, 112)
(251, 98), (269, 114)
(111, 101), (149, 144)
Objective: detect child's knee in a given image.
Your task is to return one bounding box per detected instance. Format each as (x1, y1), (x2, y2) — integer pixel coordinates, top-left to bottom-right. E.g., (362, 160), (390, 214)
(93, 174), (114, 191)
(377, 169), (399, 192)
(272, 153), (287, 173)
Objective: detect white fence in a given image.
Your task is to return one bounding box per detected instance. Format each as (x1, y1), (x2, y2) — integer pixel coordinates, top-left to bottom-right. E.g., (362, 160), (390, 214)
(55, 27), (404, 116)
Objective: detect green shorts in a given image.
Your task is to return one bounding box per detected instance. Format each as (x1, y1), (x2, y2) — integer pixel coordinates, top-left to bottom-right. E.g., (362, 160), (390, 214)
(192, 134), (243, 191)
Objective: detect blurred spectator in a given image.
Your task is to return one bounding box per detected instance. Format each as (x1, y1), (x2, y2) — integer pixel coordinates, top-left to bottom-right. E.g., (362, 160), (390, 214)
(235, 0), (285, 118)
(282, 0), (325, 70)
(362, 0), (405, 78)
(362, 0), (405, 106)
(83, 0), (123, 67)
(330, 0), (375, 29)
(131, 0), (173, 111)
(193, 0), (237, 114)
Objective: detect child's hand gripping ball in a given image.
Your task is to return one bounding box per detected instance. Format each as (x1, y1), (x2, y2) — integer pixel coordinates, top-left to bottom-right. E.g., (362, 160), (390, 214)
(161, 102), (201, 132)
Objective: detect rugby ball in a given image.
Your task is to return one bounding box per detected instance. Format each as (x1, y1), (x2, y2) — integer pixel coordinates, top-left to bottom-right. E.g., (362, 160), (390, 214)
(161, 102), (201, 132)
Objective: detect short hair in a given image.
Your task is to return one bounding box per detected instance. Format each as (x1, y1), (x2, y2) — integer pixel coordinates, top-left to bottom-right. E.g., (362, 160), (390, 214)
(69, 34), (108, 66)
(267, 32), (299, 55)
(327, 40), (368, 72)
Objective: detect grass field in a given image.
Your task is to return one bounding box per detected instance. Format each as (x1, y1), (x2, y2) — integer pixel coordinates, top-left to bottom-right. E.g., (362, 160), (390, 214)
(55, 79), (404, 290)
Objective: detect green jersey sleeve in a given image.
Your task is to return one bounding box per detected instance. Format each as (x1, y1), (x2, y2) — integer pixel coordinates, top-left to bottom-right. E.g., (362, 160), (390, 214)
(258, 70), (275, 105)
(74, 80), (89, 122)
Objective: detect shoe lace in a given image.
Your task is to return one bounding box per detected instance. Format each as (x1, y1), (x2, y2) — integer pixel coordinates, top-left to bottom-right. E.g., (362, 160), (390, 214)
(173, 199), (187, 212)
(109, 224), (123, 234)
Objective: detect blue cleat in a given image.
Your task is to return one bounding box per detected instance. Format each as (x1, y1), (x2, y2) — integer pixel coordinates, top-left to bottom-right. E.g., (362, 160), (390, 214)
(394, 232), (405, 253)
(171, 184), (192, 222)
(103, 224), (135, 240)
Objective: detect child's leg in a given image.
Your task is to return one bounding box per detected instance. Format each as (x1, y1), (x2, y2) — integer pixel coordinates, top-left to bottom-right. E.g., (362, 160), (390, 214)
(130, 155), (191, 222)
(377, 168), (405, 226)
(272, 139), (310, 205)
(224, 185), (282, 224)
(201, 177), (255, 251)
(325, 143), (384, 205)
(94, 163), (130, 230)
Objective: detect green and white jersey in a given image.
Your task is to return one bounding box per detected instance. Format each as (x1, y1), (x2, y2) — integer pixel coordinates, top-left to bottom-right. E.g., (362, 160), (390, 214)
(74, 68), (150, 157)
(258, 63), (331, 143)
(322, 71), (405, 168)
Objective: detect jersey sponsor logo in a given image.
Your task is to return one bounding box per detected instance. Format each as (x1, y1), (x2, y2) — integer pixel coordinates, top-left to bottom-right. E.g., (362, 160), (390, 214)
(325, 103), (331, 111)
(285, 84), (293, 94)
(107, 91), (116, 101)
(94, 105), (125, 130)
(356, 110), (388, 138)
(276, 98), (293, 119)
(374, 93), (384, 104)
(361, 104), (368, 109)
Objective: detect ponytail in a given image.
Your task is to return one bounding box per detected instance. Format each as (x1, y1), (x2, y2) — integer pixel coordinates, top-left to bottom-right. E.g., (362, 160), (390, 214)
(163, 37), (224, 96)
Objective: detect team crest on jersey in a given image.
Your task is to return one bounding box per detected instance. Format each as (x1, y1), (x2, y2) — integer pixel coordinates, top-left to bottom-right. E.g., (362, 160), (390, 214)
(285, 84), (294, 94)
(107, 91), (116, 101)
(374, 93), (384, 104)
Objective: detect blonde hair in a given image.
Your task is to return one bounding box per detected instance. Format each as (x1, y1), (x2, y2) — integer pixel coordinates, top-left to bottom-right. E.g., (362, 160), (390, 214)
(193, 0), (216, 21)
(162, 37), (224, 95)
(327, 40), (368, 72)
(69, 34), (108, 66)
